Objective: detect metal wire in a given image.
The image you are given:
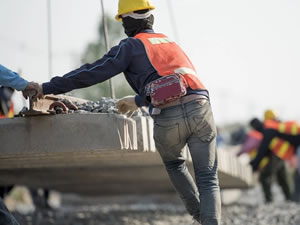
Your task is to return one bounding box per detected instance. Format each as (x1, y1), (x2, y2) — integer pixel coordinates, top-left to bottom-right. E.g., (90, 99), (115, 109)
(167, 0), (180, 44)
(100, 0), (115, 99)
(47, 0), (53, 79)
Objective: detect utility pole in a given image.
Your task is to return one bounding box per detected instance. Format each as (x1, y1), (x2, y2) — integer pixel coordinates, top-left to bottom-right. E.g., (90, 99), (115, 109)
(47, 0), (53, 79)
(167, 0), (180, 44)
(100, 0), (115, 99)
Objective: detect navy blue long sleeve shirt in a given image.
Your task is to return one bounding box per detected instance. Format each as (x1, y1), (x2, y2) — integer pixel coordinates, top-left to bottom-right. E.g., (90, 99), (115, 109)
(43, 30), (207, 106)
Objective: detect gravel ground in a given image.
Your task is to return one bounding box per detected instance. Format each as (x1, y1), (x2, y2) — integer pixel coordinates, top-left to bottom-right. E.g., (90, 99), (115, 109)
(8, 185), (300, 225)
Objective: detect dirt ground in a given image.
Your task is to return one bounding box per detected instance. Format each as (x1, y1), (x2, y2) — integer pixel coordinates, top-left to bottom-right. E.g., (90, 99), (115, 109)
(5, 186), (300, 225)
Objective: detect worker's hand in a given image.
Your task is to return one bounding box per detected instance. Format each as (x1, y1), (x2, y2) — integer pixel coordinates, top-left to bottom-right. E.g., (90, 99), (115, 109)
(22, 82), (44, 100)
(115, 95), (138, 117)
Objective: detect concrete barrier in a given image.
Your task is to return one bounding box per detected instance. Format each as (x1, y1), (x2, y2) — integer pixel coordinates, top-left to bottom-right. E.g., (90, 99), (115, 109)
(0, 113), (254, 195)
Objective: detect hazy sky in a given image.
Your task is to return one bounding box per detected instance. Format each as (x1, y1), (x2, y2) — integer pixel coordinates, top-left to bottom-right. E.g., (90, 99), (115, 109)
(0, 0), (300, 124)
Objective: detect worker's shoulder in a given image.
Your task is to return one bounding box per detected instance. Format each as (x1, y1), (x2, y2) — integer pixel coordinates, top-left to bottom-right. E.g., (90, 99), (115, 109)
(119, 36), (143, 45)
(114, 37), (144, 51)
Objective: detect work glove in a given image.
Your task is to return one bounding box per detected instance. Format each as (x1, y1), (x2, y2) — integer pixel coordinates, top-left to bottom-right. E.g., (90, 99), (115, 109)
(22, 82), (43, 100)
(115, 95), (138, 117)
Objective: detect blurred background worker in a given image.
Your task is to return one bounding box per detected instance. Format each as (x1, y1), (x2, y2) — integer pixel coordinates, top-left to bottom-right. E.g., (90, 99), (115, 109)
(262, 110), (300, 202)
(257, 110), (292, 203)
(23, 0), (221, 224)
(238, 110), (293, 203)
(249, 115), (300, 202)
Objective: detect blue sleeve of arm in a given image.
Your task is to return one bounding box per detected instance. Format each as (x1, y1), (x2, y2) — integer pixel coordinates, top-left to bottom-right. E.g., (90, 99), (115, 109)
(43, 41), (133, 95)
(0, 64), (28, 91)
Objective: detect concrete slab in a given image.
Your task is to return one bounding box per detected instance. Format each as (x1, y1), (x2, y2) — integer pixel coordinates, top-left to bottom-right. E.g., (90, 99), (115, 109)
(0, 152), (251, 195)
(146, 116), (156, 152)
(0, 113), (136, 155)
(133, 116), (149, 151)
(0, 113), (253, 195)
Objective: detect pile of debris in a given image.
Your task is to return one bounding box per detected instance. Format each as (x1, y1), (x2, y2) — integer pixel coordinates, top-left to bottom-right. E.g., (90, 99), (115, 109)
(53, 97), (149, 117)
(19, 95), (149, 117)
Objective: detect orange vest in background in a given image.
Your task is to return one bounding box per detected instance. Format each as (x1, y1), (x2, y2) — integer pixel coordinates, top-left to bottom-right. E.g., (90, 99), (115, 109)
(264, 120), (300, 136)
(269, 137), (295, 160)
(263, 120), (298, 160)
(134, 33), (206, 90)
(0, 101), (14, 119)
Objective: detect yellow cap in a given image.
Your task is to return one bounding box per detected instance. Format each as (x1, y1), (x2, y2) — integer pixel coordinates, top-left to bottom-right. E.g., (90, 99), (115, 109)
(264, 109), (277, 121)
(115, 0), (155, 21)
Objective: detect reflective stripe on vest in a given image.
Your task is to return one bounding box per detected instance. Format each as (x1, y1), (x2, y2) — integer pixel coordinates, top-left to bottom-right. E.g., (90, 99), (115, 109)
(269, 137), (295, 160)
(134, 33), (206, 90)
(148, 37), (173, 45)
(264, 120), (300, 135)
(249, 148), (269, 170)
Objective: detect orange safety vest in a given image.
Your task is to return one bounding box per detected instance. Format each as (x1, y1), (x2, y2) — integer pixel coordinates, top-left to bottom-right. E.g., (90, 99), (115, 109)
(134, 33), (206, 90)
(264, 120), (298, 160)
(269, 137), (295, 160)
(0, 101), (14, 119)
(264, 120), (300, 135)
(247, 130), (269, 170)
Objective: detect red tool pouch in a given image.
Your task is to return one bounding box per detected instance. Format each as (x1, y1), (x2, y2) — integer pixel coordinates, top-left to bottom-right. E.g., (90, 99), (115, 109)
(145, 74), (188, 106)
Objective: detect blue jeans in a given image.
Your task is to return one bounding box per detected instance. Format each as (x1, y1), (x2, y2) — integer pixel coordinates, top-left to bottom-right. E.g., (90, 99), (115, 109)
(152, 98), (221, 225)
(0, 198), (19, 225)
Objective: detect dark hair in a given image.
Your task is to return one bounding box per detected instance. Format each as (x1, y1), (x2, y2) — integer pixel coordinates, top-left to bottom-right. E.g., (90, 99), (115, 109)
(249, 118), (263, 132)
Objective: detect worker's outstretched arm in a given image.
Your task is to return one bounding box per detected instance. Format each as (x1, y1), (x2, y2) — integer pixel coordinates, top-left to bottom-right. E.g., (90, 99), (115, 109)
(42, 40), (133, 95)
(0, 64), (28, 91)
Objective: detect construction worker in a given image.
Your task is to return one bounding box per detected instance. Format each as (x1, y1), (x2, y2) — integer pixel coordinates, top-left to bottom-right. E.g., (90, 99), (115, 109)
(0, 64), (31, 225)
(260, 110), (293, 203)
(0, 64), (40, 224)
(238, 123), (292, 203)
(24, 0), (221, 224)
(265, 107), (300, 202)
(245, 110), (293, 203)
(250, 117), (300, 202)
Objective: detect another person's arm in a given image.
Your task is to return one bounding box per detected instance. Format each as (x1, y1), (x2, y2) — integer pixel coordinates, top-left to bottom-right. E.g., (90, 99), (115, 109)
(237, 136), (261, 157)
(0, 64), (28, 90)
